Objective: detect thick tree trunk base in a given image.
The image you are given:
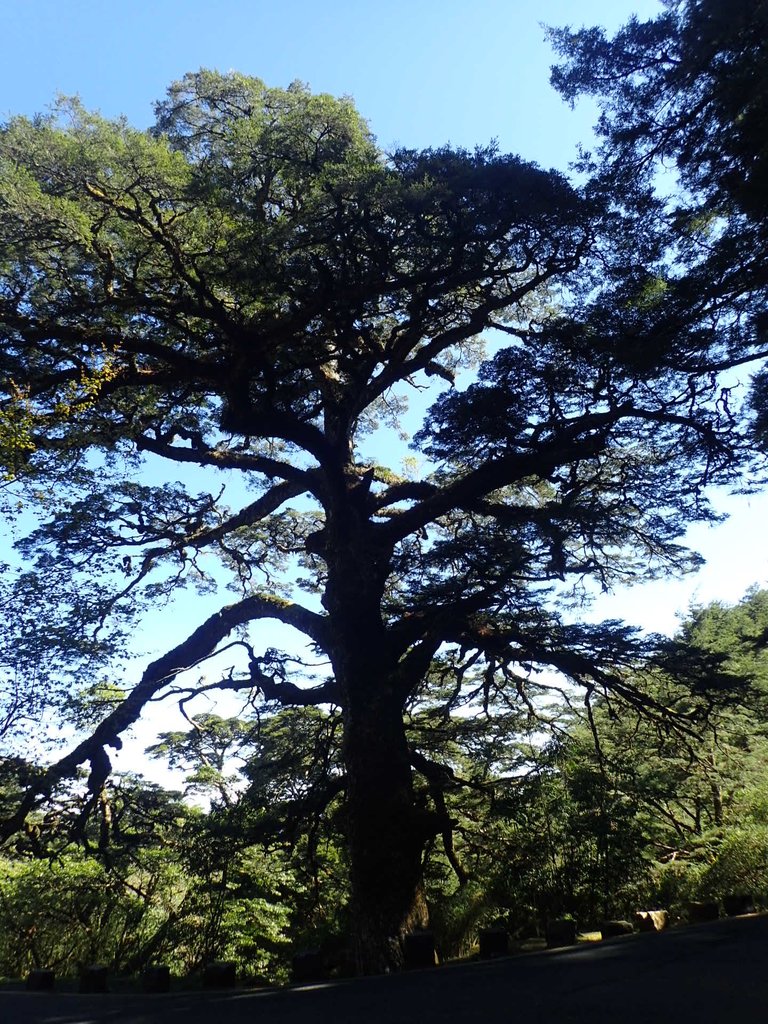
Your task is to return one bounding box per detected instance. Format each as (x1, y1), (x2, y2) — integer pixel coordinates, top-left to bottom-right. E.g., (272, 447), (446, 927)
(341, 686), (432, 975)
(351, 885), (430, 974)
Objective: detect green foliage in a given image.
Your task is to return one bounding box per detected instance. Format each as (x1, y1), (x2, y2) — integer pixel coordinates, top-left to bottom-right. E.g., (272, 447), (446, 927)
(0, 556), (130, 748)
(699, 825), (768, 900)
(425, 879), (490, 959)
(669, 587), (768, 699)
(0, 590), (767, 979)
(149, 706), (350, 965)
(0, 770), (313, 983)
(164, 833), (296, 982)
(416, 591), (768, 941)
(1, 57), (766, 972)
(0, 382), (34, 481)
(147, 714), (258, 804)
(0, 853), (155, 977)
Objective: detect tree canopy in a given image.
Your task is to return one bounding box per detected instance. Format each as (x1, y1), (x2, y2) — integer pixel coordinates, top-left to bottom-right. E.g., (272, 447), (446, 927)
(548, 0), (768, 423)
(0, 55), (765, 973)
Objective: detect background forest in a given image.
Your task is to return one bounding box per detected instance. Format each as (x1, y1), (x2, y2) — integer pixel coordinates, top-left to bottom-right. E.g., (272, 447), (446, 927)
(2, 0), (768, 982)
(2, 589), (768, 983)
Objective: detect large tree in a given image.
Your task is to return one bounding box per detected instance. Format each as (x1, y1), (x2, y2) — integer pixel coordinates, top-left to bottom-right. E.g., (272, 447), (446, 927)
(0, 70), (759, 971)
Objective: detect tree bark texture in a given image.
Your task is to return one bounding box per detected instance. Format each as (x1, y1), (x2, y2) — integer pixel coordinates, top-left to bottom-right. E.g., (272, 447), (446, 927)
(342, 686), (430, 974)
(324, 512), (431, 974)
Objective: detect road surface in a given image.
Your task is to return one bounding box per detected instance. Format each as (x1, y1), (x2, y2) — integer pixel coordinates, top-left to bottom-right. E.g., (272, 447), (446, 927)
(2, 913), (767, 1023)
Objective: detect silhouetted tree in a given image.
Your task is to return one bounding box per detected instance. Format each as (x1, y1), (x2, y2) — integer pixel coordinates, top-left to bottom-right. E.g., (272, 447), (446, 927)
(0, 69), (760, 971)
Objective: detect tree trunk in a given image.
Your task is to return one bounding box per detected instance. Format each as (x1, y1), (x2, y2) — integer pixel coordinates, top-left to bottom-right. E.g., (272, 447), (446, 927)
(342, 686), (430, 974)
(322, 489), (432, 973)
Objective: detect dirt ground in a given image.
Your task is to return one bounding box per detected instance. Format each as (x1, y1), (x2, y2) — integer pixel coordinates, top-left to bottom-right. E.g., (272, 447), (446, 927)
(3, 912), (767, 1024)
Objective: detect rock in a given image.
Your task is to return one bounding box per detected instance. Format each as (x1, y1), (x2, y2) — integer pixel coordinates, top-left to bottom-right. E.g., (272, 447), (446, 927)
(600, 920), (634, 938)
(634, 910), (668, 932)
(26, 968), (55, 991)
(202, 960), (236, 989)
(723, 893), (754, 917)
(291, 950), (327, 983)
(142, 964), (170, 993)
(687, 901), (720, 924)
(79, 965), (108, 993)
(545, 919), (577, 948)
(403, 931), (438, 969)
(479, 927), (510, 958)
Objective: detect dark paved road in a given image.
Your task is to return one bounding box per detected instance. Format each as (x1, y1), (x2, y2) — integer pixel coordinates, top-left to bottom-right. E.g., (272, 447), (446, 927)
(3, 914), (768, 1024)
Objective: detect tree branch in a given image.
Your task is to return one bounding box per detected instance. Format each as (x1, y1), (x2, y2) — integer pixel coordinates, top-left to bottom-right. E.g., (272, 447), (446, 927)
(134, 433), (317, 487)
(0, 593), (330, 842)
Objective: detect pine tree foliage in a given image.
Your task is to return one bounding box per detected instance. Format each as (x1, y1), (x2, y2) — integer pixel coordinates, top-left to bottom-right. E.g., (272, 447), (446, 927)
(0, 63), (764, 970)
